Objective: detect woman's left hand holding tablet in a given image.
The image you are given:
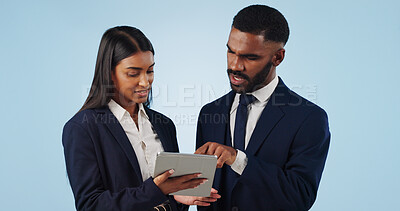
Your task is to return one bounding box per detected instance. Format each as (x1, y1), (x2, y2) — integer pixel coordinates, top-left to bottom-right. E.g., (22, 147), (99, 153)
(153, 169), (207, 195)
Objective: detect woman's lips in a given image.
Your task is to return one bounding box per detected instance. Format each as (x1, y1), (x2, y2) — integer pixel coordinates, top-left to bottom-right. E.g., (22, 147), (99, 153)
(134, 89), (149, 97)
(229, 73), (246, 86)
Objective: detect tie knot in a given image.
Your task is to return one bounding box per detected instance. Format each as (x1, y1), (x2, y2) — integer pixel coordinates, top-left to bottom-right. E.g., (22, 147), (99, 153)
(239, 94), (256, 106)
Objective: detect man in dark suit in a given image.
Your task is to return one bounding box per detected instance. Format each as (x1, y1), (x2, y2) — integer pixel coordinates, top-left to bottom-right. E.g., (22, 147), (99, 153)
(195, 5), (330, 210)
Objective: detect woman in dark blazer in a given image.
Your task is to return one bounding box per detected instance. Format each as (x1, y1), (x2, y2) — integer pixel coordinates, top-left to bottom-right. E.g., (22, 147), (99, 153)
(62, 26), (219, 211)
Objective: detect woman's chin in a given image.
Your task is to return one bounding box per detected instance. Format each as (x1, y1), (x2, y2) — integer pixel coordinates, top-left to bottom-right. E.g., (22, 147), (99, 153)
(132, 96), (148, 104)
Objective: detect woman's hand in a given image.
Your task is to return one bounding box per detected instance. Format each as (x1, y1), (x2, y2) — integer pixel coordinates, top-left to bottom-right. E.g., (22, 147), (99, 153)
(153, 169), (207, 195)
(173, 188), (221, 206)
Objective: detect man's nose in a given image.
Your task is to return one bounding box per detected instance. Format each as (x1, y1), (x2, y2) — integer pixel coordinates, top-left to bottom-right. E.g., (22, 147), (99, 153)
(229, 55), (244, 71)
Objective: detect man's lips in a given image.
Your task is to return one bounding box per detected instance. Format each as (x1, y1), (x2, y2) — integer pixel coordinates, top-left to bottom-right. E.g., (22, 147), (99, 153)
(229, 73), (246, 86)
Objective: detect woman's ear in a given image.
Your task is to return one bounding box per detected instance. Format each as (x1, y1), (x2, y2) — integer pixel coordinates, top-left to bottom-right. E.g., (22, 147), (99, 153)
(110, 69), (116, 83)
(272, 48), (285, 67)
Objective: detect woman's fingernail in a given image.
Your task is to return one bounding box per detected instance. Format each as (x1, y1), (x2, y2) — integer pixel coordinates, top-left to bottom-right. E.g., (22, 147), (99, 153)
(197, 173), (202, 177)
(169, 169), (175, 174)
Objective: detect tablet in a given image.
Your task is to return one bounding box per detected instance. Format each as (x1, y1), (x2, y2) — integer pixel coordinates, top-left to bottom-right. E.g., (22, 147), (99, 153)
(153, 152), (217, 197)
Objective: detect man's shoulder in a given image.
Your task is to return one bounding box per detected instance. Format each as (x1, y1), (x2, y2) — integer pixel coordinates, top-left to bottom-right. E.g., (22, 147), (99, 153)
(281, 87), (328, 121)
(270, 78), (326, 115)
(200, 91), (234, 114)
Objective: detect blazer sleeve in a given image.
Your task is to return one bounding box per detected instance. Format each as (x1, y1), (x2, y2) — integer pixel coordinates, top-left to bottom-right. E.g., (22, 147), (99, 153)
(236, 109), (330, 210)
(62, 121), (169, 211)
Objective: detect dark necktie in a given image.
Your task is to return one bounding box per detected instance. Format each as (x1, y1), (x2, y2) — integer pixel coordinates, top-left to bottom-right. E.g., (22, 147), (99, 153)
(233, 94), (256, 151)
(221, 94), (256, 209)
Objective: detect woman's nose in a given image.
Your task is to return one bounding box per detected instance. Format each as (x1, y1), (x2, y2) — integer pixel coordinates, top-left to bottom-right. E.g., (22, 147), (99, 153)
(138, 73), (149, 88)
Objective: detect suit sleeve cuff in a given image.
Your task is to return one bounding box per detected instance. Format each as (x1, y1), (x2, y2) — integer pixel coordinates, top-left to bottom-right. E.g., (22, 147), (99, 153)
(143, 177), (169, 205)
(230, 150), (248, 175)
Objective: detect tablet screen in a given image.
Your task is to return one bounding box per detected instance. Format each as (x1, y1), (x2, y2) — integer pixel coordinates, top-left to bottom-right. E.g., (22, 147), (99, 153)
(153, 152), (217, 197)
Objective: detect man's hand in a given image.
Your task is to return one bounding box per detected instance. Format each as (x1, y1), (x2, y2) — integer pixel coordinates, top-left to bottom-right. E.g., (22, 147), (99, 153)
(195, 142), (237, 168)
(174, 188), (221, 206)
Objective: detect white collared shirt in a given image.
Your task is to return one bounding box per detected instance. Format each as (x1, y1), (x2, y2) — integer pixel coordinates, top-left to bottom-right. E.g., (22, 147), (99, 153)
(229, 75), (279, 175)
(108, 99), (164, 181)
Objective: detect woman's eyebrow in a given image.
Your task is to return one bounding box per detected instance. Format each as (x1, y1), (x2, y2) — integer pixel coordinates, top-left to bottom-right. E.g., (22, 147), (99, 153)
(126, 62), (155, 70)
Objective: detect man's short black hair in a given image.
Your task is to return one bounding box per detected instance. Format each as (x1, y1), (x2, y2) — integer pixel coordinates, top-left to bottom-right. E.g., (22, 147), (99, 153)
(233, 5), (290, 45)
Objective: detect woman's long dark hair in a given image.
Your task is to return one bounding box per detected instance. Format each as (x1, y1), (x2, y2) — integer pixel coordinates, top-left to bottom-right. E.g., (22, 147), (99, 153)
(79, 26), (154, 112)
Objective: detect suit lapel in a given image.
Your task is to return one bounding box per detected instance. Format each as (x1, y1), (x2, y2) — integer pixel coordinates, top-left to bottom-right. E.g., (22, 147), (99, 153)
(145, 108), (175, 152)
(245, 78), (289, 156)
(207, 91), (235, 191)
(245, 103), (284, 155)
(215, 91), (236, 146)
(96, 107), (143, 182)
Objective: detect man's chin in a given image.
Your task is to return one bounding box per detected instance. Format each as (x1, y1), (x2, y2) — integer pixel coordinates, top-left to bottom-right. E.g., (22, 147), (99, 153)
(230, 83), (247, 94)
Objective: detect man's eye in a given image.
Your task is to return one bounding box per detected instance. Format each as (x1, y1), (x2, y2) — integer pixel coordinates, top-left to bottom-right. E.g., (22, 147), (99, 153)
(128, 73), (139, 77)
(246, 57), (259, 61)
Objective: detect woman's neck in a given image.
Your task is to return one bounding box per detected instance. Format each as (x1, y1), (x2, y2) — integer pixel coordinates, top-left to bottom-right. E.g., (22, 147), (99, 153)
(112, 98), (139, 117)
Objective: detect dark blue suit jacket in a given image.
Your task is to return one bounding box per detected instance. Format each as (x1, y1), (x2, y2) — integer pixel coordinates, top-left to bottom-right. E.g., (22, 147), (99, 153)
(62, 106), (186, 211)
(196, 78), (330, 210)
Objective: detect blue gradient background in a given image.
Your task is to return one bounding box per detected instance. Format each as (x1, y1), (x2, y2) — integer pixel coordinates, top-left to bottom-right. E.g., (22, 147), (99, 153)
(1, 0), (399, 210)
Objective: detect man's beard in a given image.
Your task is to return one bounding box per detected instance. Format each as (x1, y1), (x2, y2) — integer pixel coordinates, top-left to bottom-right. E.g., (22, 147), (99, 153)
(227, 61), (273, 93)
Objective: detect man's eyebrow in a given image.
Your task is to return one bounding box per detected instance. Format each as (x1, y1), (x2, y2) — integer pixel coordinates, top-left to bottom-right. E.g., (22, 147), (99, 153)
(126, 62), (155, 70)
(226, 44), (260, 58)
(242, 53), (261, 58)
(226, 44), (235, 53)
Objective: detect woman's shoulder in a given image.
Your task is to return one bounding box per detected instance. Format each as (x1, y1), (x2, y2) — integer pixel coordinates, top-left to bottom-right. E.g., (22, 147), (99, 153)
(64, 107), (109, 128)
(144, 107), (174, 126)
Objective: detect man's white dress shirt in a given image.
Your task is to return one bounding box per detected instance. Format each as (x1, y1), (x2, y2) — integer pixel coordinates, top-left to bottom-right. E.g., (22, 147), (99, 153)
(230, 75), (279, 175)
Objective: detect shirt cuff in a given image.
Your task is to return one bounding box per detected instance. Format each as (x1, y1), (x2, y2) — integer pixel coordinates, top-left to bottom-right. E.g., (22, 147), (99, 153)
(230, 150), (248, 175)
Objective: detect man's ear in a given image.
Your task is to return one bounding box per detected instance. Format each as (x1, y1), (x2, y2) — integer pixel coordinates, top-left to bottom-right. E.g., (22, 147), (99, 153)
(272, 48), (285, 67)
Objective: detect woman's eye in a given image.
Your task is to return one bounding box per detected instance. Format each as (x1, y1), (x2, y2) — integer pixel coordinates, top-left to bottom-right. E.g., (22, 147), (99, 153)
(128, 73), (139, 77)
(147, 70), (154, 74)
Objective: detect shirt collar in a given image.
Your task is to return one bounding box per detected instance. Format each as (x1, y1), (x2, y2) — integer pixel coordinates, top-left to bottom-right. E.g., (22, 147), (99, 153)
(108, 99), (149, 121)
(230, 75), (279, 114)
(138, 103), (149, 120)
(251, 74), (279, 103)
